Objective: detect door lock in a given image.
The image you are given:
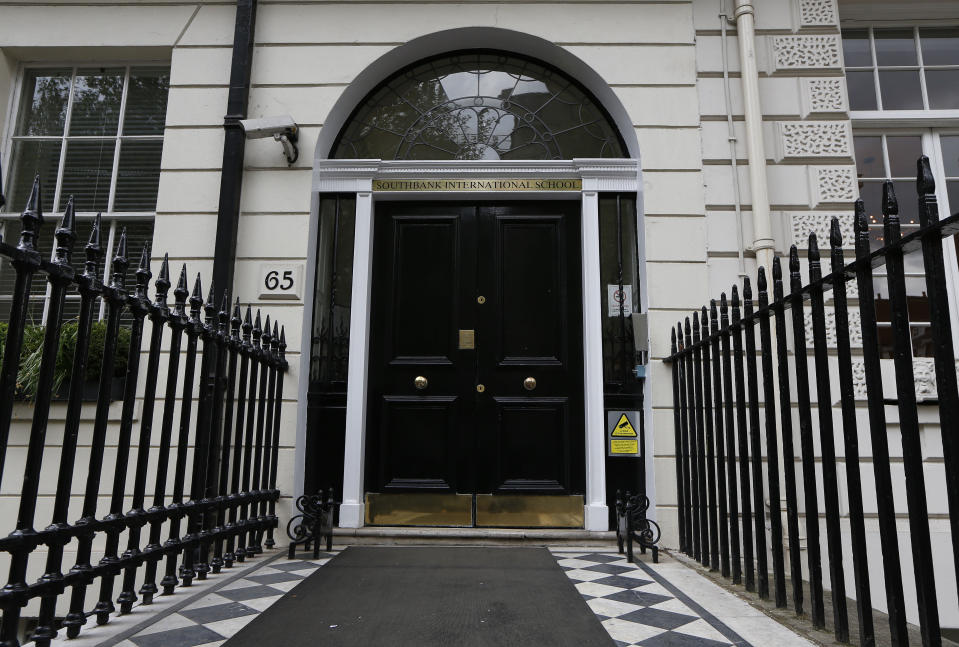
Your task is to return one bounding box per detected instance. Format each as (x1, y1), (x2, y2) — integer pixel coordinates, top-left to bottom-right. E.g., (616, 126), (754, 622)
(414, 376), (428, 390)
(476, 384), (486, 393)
(477, 295), (486, 304)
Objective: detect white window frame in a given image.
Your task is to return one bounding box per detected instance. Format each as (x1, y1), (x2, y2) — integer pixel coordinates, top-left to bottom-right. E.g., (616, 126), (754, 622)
(845, 25), (959, 122)
(0, 61), (168, 323)
(851, 127), (959, 355)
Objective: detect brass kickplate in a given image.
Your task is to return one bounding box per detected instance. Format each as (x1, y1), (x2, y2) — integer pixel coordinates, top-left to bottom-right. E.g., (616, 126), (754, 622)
(365, 493), (472, 527)
(475, 494), (585, 528)
(458, 329), (475, 349)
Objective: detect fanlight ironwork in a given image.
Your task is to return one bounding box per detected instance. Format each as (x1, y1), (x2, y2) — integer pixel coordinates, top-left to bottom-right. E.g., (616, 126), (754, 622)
(332, 52), (626, 160)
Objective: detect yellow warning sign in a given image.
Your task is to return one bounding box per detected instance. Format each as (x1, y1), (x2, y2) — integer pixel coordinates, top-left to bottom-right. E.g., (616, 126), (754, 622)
(610, 439), (639, 455)
(611, 414), (638, 437)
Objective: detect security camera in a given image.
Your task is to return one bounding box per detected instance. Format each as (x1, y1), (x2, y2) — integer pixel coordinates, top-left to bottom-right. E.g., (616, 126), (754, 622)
(239, 115), (299, 165)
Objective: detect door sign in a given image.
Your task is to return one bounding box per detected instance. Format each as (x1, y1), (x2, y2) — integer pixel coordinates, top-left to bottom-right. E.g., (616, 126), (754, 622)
(259, 263), (304, 300)
(607, 284), (633, 317)
(607, 411), (641, 457)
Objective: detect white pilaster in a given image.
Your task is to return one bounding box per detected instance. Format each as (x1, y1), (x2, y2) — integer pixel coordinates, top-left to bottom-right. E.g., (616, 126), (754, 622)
(340, 190), (374, 528)
(581, 190), (609, 530)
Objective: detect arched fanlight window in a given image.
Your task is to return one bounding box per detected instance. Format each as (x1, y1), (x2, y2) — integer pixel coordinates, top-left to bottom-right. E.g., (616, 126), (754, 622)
(331, 51), (627, 160)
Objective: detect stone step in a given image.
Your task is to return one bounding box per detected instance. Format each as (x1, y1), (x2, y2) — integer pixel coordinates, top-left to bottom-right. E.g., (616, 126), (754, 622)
(332, 526), (617, 547)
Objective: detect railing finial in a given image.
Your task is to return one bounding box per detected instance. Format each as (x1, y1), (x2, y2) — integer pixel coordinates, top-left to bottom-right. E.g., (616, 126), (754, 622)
(242, 305), (253, 341)
(231, 299), (242, 340)
(155, 253), (171, 307)
(279, 326), (287, 358)
(110, 227), (129, 290)
(54, 196), (77, 265)
(882, 180), (900, 244)
(854, 199), (870, 259)
(730, 284), (740, 307)
(173, 264), (189, 318)
(830, 217), (843, 249)
(189, 273), (204, 322)
(135, 243), (152, 301)
(918, 155), (936, 195)
(742, 276), (752, 301)
(757, 266), (767, 293)
(18, 174), (43, 252)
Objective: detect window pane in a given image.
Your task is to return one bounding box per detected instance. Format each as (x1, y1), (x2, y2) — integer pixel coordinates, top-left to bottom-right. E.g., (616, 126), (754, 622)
(874, 29), (919, 66)
(15, 68), (72, 136)
(887, 136), (922, 177)
(116, 220), (155, 287)
(942, 136), (959, 177)
(878, 70), (923, 110)
(947, 180), (959, 218)
(876, 325), (894, 358)
(925, 70), (959, 110)
(69, 68), (124, 136)
(859, 181), (884, 224)
(0, 222), (55, 324)
(842, 29), (873, 67)
(124, 67), (170, 135)
(846, 71), (878, 111)
(113, 141), (162, 211)
(920, 28), (959, 65)
(59, 140), (115, 212)
(4, 140), (60, 214)
(908, 294), (931, 321)
(854, 136), (884, 177)
(893, 179), (920, 225)
(911, 325), (935, 358)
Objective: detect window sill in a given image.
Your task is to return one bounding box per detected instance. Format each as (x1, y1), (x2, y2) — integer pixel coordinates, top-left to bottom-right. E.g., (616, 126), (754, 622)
(850, 110), (959, 127)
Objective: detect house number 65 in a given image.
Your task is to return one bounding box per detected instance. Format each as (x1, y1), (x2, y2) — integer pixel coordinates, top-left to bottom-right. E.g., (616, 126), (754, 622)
(264, 270), (294, 291)
(259, 264), (303, 300)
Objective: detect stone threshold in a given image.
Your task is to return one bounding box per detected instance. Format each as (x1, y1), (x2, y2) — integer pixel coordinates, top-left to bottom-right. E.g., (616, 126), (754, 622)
(333, 526), (617, 546)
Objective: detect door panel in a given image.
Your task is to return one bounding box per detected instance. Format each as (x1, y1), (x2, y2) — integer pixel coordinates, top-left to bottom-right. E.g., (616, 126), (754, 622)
(492, 397), (569, 492)
(367, 201), (584, 523)
(477, 205), (583, 495)
(367, 205), (476, 495)
(390, 218), (459, 364)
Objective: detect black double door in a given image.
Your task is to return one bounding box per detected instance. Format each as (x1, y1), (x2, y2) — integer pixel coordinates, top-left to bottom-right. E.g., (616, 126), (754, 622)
(366, 201), (585, 518)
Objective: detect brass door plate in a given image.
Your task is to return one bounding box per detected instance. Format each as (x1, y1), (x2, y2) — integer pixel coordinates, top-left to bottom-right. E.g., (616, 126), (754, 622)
(365, 493), (472, 527)
(458, 329), (475, 349)
(475, 494), (585, 528)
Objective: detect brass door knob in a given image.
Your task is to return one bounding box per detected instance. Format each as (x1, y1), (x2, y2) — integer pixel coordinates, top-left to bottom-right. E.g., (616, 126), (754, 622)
(414, 376), (428, 390)
(523, 377), (537, 391)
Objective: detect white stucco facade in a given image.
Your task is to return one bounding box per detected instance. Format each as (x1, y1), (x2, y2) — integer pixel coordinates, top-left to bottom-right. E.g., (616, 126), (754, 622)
(1, 0), (958, 630)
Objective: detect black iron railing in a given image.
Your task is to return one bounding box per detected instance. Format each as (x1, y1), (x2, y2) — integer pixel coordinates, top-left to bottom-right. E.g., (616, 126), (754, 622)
(665, 156), (959, 647)
(0, 177), (289, 646)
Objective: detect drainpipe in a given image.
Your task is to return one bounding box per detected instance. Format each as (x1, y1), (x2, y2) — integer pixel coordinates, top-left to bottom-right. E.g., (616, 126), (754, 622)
(719, 0), (747, 277)
(732, 0), (774, 274)
(212, 0), (258, 297)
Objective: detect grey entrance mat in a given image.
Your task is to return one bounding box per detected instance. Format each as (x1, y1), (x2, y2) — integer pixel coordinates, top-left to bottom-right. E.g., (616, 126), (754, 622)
(222, 546), (615, 646)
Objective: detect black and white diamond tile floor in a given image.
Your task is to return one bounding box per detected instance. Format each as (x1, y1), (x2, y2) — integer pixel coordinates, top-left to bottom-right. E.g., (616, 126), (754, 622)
(43, 546), (813, 647)
(551, 548), (814, 647)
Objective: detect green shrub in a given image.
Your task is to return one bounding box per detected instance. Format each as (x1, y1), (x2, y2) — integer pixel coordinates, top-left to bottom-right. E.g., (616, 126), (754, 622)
(0, 319), (131, 401)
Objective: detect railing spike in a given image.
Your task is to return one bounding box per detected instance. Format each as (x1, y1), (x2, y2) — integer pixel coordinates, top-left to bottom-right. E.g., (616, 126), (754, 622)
(808, 232), (821, 262)
(55, 196), (77, 264)
(18, 174), (43, 252)
(854, 199), (870, 259)
(772, 255), (782, 282)
(731, 283), (740, 306)
(830, 217), (843, 249)
(279, 326), (287, 354)
(789, 244), (800, 274)
(135, 244), (152, 300)
(918, 155), (936, 195)
(111, 228), (129, 289)
(757, 266), (767, 292)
